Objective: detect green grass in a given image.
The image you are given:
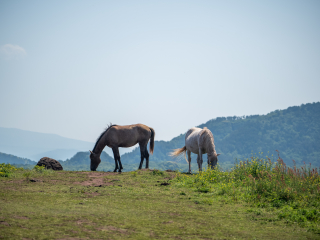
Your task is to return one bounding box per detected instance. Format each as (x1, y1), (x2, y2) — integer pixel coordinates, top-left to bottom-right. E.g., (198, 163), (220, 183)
(173, 153), (320, 234)
(0, 163), (319, 239)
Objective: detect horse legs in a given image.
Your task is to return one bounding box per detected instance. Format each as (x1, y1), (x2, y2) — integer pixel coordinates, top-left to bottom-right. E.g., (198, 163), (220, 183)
(138, 144), (145, 170)
(198, 149), (203, 172)
(138, 142), (149, 169)
(187, 150), (191, 174)
(117, 156), (123, 172)
(112, 147), (121, 172)
(118, 158), (123, 171)
(196, 155), (201, 172)
(145, 148), (149, 169)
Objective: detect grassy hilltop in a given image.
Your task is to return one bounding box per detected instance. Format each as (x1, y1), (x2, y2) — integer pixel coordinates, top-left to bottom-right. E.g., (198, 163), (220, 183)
(1, 156), (319, 239)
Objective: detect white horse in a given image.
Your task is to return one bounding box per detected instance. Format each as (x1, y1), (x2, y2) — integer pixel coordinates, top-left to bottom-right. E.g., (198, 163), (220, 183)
(171, 127), (220, 173)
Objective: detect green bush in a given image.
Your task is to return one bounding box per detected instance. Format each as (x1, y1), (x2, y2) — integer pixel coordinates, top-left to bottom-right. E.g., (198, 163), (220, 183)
(151, 169), (164, 176)
(0, 163), (19, 177)
(33, 165), (46, 173)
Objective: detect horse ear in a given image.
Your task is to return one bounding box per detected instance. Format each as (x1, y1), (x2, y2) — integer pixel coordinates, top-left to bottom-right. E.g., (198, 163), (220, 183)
(217, 153), (221, 156)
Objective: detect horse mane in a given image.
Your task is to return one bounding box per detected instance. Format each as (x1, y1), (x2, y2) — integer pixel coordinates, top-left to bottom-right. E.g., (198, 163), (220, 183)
(200, 127), (216, 153)
(92, 123), (117, 152)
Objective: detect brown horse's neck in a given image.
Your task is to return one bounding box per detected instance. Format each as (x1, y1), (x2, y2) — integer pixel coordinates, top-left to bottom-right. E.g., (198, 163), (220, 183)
(93, 139), (105, 156)
(92, 125), (116, 155)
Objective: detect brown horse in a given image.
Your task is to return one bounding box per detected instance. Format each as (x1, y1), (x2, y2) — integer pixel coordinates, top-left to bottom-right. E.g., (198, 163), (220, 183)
(90, 124), (155, 172)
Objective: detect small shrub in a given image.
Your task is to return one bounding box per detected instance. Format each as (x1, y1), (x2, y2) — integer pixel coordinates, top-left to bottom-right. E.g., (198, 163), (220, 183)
(34, 165), (46, 173)
(0, 163), (19, 177)
(152, 169), (164, 176)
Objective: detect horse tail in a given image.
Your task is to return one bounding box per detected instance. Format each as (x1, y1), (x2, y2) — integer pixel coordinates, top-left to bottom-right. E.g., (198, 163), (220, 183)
(149, 128), (155, 154)
(170, 146), (187, 163)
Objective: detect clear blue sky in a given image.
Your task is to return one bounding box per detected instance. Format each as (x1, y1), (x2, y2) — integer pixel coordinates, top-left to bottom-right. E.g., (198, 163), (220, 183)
(1, 0), (319, 142)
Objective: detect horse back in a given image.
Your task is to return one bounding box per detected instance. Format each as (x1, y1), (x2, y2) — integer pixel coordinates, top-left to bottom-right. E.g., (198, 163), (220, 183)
(106, 124), (152, 148)
(185, 127), (202, 154)
(198, 128), (215, 154)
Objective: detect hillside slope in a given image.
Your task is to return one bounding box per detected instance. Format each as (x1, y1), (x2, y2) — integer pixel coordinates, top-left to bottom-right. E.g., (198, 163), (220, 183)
(0, 127), (95, 160)
(61, 151), (114, 171)
(0, 152), (36, 165)
(3, 102), (319, 170)
(121, 102), (320, 166)
(0, 127), (134, 161)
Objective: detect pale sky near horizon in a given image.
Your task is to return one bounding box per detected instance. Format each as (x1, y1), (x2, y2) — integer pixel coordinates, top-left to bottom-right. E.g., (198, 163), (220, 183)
(1, 0), (320, 143)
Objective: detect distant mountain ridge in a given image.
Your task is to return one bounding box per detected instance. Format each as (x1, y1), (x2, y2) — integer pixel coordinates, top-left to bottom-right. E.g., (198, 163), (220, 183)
(0, 127), (135, 161)
(120, 102), (320, 167)
(0, 152), (36, 165)
(61, 151), (114, 171)
(1, 102), (319, 171)
(0, 127), (95, 161)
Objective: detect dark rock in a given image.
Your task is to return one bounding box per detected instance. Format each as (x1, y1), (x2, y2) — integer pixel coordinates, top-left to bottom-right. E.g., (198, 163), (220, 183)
(29, 179), (41, 182)
(160, 182), (170, 186)
(36, 157), (63, 171)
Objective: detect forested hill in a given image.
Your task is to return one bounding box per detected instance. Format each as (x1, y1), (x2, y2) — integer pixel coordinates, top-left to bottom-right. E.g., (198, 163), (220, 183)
(0, 152), (36, 165)
(3, 102), (319, 171)
(121, 102), (320, 166)
(61, 151), (114, 171)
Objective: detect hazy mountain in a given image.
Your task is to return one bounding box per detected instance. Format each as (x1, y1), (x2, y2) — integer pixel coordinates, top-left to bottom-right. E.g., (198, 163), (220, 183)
(0, 152), (36, 165)
(30, 149), (87, 162)
(61, 151), (195, 172)
(62, 151), (114, 171)
(0, 127), (95, 161)
(0, 127), (134, 161)
(3, 102), (319, 171)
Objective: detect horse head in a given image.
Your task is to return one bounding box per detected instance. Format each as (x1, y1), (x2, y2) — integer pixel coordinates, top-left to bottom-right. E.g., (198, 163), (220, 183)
(89, 150), (101, 171)
(208, 153), (220, 169)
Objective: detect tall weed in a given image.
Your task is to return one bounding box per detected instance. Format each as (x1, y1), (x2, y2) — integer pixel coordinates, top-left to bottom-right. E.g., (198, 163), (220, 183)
(172, 153), (320, 232)
(0, 163), (20, 177)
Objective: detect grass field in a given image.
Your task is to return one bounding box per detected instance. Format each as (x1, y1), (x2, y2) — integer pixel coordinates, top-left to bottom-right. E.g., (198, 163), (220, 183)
(0, 161), (319, 239)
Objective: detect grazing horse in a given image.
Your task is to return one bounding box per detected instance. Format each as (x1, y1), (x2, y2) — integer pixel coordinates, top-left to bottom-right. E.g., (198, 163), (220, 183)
(170, 127), (220, 173)
(90, 124), (155, 172)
